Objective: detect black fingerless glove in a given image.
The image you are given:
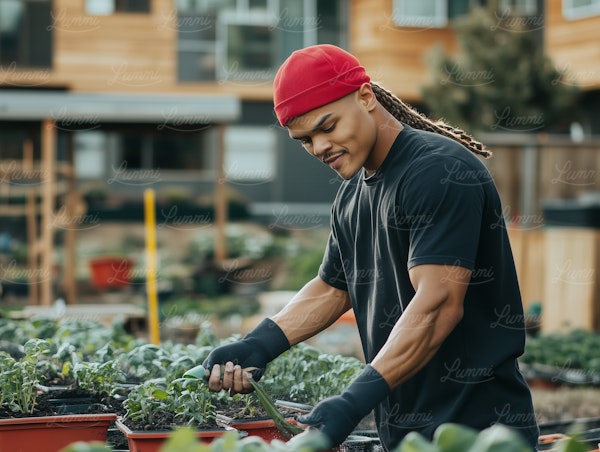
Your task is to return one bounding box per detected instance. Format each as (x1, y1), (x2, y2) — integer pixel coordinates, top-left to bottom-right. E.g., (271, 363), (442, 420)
(297, 365), (391, 447)
(202, 318), (290, 380)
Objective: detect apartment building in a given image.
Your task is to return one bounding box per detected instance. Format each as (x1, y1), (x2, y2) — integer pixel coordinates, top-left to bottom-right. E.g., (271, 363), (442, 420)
(1, 0), (598, 216)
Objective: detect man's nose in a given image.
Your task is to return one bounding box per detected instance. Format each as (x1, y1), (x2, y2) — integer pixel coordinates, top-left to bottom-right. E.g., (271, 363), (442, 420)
(312, 134), (332, 158)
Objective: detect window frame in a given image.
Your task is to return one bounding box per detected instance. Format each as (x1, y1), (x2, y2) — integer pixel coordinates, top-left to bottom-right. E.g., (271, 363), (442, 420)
(85, 0), (151, 15)
(223, 125), (277, 182)
(563, 0), (600, 19)
(499, 0), (538, 16)
(0, 0), (53, 68)
(216, 10), (279, 83)
(392, 0), (448, 28)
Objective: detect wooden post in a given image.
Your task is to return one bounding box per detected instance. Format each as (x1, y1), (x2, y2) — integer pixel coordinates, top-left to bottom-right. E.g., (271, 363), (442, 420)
(23, 139), (39, 305)
(40, 119), (56, 306)
(214, 124), (228, 263)
(64, 136), (77, 304)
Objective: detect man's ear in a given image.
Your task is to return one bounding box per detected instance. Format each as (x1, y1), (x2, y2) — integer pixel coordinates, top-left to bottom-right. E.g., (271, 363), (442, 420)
(357, 82), (377, 111)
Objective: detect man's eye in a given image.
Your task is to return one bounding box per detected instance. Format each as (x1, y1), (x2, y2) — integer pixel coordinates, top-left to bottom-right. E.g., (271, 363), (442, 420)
(299, 137), (311, 145)
(322, 123), (335, 133)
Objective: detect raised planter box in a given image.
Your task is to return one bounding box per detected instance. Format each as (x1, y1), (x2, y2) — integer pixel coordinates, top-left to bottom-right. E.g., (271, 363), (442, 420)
(0, 413), (116, 452)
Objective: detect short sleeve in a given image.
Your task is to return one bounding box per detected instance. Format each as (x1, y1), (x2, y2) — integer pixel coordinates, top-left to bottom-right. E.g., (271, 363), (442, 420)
(403, 155), (486, 271)
(318, 230), (348, 291)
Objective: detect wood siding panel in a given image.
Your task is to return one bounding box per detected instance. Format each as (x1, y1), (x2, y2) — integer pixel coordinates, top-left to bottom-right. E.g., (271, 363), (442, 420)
(2, 1), (598, 100)
(50, 0), (176, 91)
(350, 0), (457, 103)
(545, 1), (600, 90)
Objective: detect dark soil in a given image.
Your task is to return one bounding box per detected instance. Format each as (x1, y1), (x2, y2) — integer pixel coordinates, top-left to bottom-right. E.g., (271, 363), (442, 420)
(121, 396), (277, 432)
(120, 395), (377, 434)
(0, 388), (125, 419)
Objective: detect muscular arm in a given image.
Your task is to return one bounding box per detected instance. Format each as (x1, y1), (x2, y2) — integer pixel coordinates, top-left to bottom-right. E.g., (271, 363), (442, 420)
(272, 276), (352, 345)
(371, 264), (469, 388)
(213, 276), (351, 394)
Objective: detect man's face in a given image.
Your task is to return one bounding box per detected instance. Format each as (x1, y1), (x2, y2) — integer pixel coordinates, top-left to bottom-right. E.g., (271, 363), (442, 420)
(286, 90), (377, 180)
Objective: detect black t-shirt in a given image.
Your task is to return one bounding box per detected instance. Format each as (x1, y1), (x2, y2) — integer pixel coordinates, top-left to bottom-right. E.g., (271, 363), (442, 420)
(319, 125), (539, 450)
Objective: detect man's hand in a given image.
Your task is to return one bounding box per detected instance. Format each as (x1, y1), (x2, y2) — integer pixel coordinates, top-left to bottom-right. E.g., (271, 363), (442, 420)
(297, 365), (390, 448)
(199, 318), (290, 396)
(206, 361), (255, 395)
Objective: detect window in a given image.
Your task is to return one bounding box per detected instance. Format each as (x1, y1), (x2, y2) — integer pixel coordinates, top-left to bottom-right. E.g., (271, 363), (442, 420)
(86, 0), (150, 15)
(499, 0), (538, 16)
(448, 0), (477, 19)
(176, 0), (344, 82)
(563, 0), (600, 19)
(74, 132), (106, 179)
(115, 130), (215, 172)
(73, 127), (217, 182)
(217, 11), (278, 83)
(392, 0), (448, 27)
(224, 126), (276, 181)
(0, 0), (52, 67)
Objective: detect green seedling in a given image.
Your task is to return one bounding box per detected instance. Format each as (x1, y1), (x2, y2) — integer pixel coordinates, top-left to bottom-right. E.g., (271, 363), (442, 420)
(248, 377), (304, 440)
(183, 364), (303, 440)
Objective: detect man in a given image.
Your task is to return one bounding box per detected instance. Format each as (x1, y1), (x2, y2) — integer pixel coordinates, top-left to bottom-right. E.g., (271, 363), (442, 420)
(198, 44), (540, 451)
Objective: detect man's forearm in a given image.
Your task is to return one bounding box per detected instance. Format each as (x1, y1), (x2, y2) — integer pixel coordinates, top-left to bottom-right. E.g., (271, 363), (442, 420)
(271, 276), (352, 346)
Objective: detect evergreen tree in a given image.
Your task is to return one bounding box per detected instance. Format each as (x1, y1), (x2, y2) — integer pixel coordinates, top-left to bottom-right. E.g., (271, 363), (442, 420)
(421, 6), (579, 134)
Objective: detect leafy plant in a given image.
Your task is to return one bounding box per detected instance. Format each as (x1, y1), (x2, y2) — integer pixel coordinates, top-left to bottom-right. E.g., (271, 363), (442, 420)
(395, 423), (532, 452)
(247, 377), (303, 440)
(123, 376), (220, 429)
(58, 442), (113, 452)
(0, 338), (51, 414)
(520, 329), (600, 385)
(121, 378), (169, 426)
(69, 359), (123, 397)
(158, 427), (330, 452)
(263, 344), (365, 405)
(118, 342), (212, 381)
(0, 318), (57, 344)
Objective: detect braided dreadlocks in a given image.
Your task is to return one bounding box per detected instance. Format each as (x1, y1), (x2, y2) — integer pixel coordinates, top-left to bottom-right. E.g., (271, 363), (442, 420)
(371, 82), (492, 158)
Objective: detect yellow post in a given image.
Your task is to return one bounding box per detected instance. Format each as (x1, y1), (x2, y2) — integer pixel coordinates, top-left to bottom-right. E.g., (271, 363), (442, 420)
(144, 188), (160, 344)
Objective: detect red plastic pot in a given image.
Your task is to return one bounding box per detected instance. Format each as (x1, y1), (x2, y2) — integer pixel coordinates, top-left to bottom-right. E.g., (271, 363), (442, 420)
(88, 257), (133, 289)
(229, 418), (296, 442)
(115, 418), (227, 452)
(0, 413), (116, 452)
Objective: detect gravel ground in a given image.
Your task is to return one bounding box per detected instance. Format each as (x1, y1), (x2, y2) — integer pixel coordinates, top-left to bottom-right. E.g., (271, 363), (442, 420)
(532, 386), (600, 424)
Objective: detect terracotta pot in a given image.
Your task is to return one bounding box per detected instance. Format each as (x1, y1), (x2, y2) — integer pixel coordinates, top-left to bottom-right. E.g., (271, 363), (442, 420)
(115, 418), (227, 452)
(0, 413), (116, 452)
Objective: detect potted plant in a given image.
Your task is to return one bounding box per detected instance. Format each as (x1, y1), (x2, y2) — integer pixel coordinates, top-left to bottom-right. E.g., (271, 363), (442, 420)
(0, 338), (117, 452)
(116, 376), (228, 452)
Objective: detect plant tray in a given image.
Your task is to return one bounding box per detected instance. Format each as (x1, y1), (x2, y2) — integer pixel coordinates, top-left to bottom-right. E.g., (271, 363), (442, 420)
(115, 418), (228, 452)
(0, 413), (117, 452)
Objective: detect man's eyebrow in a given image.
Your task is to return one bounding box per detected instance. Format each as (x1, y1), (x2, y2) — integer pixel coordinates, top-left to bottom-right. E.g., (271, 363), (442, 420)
(290, 113), (333, 140)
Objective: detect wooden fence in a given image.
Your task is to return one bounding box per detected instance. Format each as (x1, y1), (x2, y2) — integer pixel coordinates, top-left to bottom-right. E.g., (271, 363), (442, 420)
(481, 134), (600, 333)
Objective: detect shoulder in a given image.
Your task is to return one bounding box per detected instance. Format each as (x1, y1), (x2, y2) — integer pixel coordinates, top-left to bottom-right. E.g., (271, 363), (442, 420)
(402, 129), (493, 187)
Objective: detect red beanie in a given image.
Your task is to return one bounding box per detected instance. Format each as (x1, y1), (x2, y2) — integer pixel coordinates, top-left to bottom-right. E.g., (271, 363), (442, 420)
(273, 44), (370, 127)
